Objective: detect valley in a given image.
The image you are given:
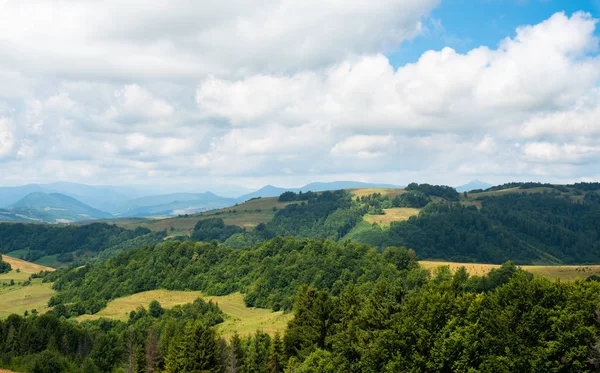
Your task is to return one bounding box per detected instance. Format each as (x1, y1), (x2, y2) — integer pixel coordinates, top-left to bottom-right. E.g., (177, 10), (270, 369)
(1, 181), (600, 372)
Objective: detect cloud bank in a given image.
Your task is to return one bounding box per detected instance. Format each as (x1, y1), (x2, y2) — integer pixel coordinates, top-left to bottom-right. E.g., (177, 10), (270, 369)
(0, 2), (598, 188)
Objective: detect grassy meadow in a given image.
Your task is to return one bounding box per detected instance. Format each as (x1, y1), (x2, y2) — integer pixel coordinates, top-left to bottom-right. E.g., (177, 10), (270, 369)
(363, 207), (420, 226)
(0, 280), (55, 319)
(0, 255), (56, 319)
(77, 290), (292, 339)
(420, 260), (600, 281)
(351, 188), (405, 199)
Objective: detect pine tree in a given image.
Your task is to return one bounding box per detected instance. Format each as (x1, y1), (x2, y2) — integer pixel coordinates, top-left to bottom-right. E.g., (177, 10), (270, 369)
(135, 344), (146, 373)
(284, 285), (331, 360)
(164, 320), (219, 373)
(268, 333), (285, 373)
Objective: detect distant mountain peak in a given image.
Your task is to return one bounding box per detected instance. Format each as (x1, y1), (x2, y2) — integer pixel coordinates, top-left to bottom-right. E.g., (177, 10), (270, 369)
(456, 180), (493, 192)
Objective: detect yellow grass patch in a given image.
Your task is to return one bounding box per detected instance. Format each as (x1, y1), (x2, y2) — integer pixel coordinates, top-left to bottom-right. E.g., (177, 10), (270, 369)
(0, 280), (55, 319)
(351, 188), (405, 199)
(2, 255), (55, 273)
(420, 260), (600, 281)
(77, 290), (292, 338)
(363, 207), (420, 226)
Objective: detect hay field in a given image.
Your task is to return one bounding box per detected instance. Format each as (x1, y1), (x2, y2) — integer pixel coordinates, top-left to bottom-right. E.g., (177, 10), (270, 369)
(351, 188), (405, 199)
(363, 207), (420, 226)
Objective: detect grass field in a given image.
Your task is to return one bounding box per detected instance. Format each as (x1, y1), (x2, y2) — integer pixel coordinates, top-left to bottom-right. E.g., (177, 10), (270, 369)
(116, 197), (298, 237)
(351, 188), (405, 199)
(364, 207), (420, 226)
(0, 280), (55, 319)
(77, 290), (292, 338)
(420, 260), (600, 281)
(1, 255), (54, 273)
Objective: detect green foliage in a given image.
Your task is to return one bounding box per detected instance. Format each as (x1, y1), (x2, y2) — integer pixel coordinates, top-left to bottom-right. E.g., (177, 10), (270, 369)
(405, 182), (460, 201)
(149, 300), (163, 318)
(45, 237), (403, 313)
(0, 222), (154, 263)
(164, 320), (219, 373)
(0, 297), (224, 373)
(392, 190), (429, 208)
(191, 218), (242, 242)
(286, 273), (600, 372)
(0, 255), (11, 274)
(349, 192), (600, 264)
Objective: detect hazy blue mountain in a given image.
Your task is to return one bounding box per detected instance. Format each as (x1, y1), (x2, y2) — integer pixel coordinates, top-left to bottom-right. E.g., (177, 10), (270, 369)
(5, 192), (112, 223)
(42, 182), (135, 213)
(236, 185), (290, 202)
(236, 181), (403, 202)
(299, 181), (402, 192)
(116, 192), (236, 217)
(0, 184), (45, 208)
(456, 180), (494, 192)
(0, 182), (143, 213)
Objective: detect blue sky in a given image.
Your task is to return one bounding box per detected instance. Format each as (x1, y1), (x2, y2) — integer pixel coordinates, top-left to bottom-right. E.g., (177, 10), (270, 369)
(391, 0), (600, 66)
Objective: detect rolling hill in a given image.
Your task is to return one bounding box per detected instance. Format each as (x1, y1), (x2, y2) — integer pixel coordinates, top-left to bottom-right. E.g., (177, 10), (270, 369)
(236, 181), (403, 201)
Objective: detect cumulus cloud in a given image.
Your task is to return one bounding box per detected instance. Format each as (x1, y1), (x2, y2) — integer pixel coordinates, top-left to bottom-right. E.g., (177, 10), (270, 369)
(0, 5), (599, 187)
(0, 0), (437, 79)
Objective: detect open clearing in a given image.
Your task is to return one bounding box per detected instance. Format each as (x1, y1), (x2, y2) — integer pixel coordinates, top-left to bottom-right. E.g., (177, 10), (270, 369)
(420, 260), (600, 281)
(364, 207), (420, 226)
(77, 290), (292, 338)
(351, 188), (405, 199)
(1, 255), (54, 273)
(0, 280), (55, 319)
(117, 197), (298, 237)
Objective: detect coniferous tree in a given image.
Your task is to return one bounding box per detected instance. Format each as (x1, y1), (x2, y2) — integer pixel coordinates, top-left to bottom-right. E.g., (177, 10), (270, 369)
(268, 333), (285, 373)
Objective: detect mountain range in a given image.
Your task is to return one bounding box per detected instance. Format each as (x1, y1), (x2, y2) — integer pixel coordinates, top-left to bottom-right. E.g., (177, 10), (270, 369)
(0, 180), (493, 223)
(0, 192), (112, 223)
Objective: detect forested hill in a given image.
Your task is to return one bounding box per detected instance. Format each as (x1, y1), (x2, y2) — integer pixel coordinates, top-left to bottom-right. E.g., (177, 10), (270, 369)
(184, 182), (600, 265)
(0, 223), (165, 267)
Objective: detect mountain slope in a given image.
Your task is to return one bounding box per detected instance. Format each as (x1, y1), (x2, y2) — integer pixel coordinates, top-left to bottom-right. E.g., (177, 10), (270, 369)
(8, 193), (111, 222)
(117, 192), (237, 217)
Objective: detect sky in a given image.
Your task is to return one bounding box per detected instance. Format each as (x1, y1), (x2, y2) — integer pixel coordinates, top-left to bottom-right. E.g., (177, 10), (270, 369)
(0, 0), (599, 191)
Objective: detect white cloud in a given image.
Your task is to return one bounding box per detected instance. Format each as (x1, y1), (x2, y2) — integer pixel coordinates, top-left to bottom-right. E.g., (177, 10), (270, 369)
(0, 8), (599, 187)
(331, 135), (396, 158)
(522, 142), (600, 164)
(0, 0), (437, 79)
(0, 118), (16, 159)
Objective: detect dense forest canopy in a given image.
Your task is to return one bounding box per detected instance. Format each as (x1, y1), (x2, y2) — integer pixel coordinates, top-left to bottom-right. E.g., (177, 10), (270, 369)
(5, 252), (600, 372)
(0, 255), (10, 273)
(0, 223), (165, 265)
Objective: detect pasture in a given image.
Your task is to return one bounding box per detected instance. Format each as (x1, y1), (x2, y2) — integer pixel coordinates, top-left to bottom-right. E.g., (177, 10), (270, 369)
(77, 290), (292, 338)
(420, 260), (600, 281)
(0, 280), (55, 319)
(351, 188), (405, 199)
(363, 207), (420, 226)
